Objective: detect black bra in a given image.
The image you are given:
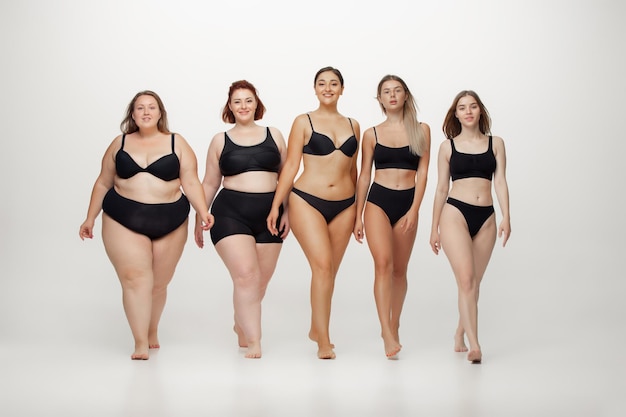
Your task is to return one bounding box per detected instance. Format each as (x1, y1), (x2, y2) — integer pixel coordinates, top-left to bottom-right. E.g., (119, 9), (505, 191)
(219, 128), (281, 177)
(302, 113), (357, 157)
(372, 127), (419, 171)
(449, 136), (496, 181)
(115, 133), (180, 181)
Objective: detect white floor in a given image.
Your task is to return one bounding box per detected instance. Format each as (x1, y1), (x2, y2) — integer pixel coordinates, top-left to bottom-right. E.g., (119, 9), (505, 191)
(2, 244), (624, 417)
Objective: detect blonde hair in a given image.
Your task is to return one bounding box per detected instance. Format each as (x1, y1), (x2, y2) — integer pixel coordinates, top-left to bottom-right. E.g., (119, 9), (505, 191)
(377, 75), (427, 155)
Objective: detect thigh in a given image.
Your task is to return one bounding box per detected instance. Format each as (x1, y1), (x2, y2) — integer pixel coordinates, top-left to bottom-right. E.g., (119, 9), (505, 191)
(327, 202), (356, 270)
(364, 202), (394, 264)
(472, 215), (497, 280)
(102, 213), (153, 279)
(439, 204), (475, 278)
(391, 217), (417, 274)
(151, 219), (188, 286)
(256, 243), (282, 280)
(215, 234), (262, 277)
(289, 192), (333, 268)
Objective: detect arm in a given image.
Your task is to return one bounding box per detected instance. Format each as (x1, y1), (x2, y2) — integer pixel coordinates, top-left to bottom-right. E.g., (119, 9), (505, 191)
(353, 126), (375, 243)
(429, 140), (451, 254)
(79, 136), (119, 240)
(194, 133), (224, 248)
(269, 126), (291, 239)
(177, 134), (211, 231)
(267, 115), (307, 236)
(400, 123), (431, 234)
(349, 118), (361, 187)
(492, 135), (511, 247)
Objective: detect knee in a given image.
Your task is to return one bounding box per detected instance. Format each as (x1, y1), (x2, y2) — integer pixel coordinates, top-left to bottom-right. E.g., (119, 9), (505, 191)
(118, 268), (150, 289)
(457, 276), (477, 295)
(232, 268), (259, 287)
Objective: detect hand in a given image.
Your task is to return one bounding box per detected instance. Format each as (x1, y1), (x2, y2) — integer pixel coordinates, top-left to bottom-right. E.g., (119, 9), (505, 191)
(498, 218), (511, 247)
(429, 230), (441, 255)
(79, 220), (94, 240)
(194, 213), (214, 248)
(353, 219), (364, 243)
(398, 212), (418, 234)
(266, 206), (280, 236)
(278, 210), (290, 239)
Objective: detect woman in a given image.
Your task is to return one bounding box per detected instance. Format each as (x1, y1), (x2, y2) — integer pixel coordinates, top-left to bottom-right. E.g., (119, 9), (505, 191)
(429, 90), (511, 364)
(267, 66), (360, 359)
(79, 90), (210, 360)
(194, 80), (288, 359)
(353, 75), (430, 358)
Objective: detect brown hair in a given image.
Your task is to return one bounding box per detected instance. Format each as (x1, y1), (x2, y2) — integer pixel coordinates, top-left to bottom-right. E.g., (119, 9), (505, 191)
(221, 80), (266, 124)
(442, 90), (491, 139)
(120, 90), (169, 134)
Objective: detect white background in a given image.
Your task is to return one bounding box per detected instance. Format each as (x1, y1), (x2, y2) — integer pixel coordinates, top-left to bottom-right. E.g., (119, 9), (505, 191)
(1, 1), (624, 416)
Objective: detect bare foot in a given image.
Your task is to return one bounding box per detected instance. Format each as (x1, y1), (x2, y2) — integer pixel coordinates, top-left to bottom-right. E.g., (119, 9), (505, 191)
(384, 340), (402, 358)
(148, 331), (160, 350)
(317, 345), (336, 359)
(454, 333), (468, 352)
(308, 331), (335, 349)
(131, 349), (149, 360)
(467, 350), (482, 364)
(234, 324), (247, 348)
(244, 341), (262, 359)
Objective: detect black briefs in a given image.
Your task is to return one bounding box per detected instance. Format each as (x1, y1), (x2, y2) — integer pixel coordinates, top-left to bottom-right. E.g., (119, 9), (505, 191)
(446, 197), (494, 238)
(291, 187), (355, 224)
(366, 182), (415, 226)
(210, 188), (284, 245)
(102, 188), (190, 240)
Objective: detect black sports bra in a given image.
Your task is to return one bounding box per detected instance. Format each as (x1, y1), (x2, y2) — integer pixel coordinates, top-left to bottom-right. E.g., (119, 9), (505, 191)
(219, 128), (281, 177)
(116, 134), (180, 181)
(302, 113), (357, 157)
(372, 127), (420, 171)
(449, 136), (496, 181)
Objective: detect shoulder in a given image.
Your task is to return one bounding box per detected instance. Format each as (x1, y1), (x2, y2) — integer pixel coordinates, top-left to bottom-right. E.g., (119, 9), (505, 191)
(268, 126), (286, 145)
(209, 131), (226, 148)
(347, 116), (360, 129)
(420, 122), (431, 134)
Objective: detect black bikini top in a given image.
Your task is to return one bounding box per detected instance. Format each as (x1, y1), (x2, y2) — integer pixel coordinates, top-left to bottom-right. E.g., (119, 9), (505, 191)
(115, 133), (180, 181)
(302, 113), (357, 157)
(372, 127), (420, 171)
(449, 136), (496, 181)
(219, 128), (281, 177)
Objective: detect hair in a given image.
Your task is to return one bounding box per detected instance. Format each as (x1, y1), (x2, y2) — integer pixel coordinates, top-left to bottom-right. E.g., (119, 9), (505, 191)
(120, 90), (169, 134)
(377, 74), (427, 156)
(314, 66), (344, 87)
(442, 90), (492, 139)
(221, 80), (266, 124)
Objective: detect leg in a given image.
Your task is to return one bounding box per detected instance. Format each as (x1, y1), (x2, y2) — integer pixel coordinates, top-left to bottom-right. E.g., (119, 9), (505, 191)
(148, 219), (189, 349)
(389, 215), (417, 353)
(364, 202), (401, 357)
(215, 235), (266, 358)
(466, 216), (497, 362)
(439, 204), (480, 360)
(102, 214), (154, 360)
(289, 193), (353, 359)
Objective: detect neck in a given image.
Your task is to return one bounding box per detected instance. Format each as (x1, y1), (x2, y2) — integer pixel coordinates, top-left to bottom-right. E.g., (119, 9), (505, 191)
(137, 127), (160, 138)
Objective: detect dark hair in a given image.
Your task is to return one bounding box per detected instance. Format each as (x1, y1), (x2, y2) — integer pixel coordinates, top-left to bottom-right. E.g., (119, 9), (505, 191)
(221, 80), (266, 124)
(120, 90), (169, 134)
(314, 66), (344, 86)
(442, 90), (491, 139)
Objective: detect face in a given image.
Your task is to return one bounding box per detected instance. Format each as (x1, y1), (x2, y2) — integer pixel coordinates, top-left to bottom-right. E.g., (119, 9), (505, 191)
(455, 95), (480, 127)
(378, 80), (406, 111)
(315, 71), (343, 103)
(132, 95), (161, 129)
(229, 88), (256, 122)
